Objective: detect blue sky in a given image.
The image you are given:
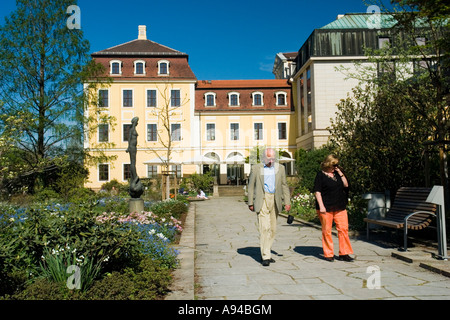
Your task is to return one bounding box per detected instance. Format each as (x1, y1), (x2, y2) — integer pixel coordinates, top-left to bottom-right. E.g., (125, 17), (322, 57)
(1, 0), (377, 80)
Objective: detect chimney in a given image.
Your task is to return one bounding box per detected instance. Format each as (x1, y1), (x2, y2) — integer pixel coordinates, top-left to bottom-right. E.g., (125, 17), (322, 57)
(138, 25), (147, 40)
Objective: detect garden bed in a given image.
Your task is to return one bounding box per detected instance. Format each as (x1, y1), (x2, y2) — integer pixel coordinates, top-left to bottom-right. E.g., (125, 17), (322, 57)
(0, 196), (189, 300)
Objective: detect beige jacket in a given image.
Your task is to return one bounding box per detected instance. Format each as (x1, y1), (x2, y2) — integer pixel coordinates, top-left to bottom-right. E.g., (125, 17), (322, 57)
(247, 162), (291, 213)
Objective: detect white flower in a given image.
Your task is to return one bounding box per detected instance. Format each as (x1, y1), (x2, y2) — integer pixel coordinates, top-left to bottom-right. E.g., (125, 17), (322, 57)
(156, 233), (167, 241)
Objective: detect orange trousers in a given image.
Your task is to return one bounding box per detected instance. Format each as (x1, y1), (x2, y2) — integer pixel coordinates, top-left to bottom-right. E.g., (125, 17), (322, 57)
(317, 210), (353, 258)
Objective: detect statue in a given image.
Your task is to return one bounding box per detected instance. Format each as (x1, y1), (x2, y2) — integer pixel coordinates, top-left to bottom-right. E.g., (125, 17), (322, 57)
(126, 117), (144, 199)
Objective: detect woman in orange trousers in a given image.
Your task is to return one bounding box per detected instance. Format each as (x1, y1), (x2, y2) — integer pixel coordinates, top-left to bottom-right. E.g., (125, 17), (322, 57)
(313, 155), (354, 262)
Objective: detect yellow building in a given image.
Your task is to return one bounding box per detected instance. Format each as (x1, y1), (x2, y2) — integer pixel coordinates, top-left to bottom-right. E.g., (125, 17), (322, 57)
(84, 26), (296, 190)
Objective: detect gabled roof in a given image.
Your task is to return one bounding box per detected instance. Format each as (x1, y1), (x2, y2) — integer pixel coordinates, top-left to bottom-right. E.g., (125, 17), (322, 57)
(92, 39), (187, 57)
(320, 13), (397, 30)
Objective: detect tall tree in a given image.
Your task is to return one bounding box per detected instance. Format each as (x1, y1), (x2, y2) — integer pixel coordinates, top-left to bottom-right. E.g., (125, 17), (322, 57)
(336, 1), (449, 204)
(0, 0), (108, 190)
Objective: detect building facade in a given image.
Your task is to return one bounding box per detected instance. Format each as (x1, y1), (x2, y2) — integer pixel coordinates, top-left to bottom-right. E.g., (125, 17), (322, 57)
(292, 13), (397, 150)
(84, 14), (402, 190)
(84, 26), (295, 190)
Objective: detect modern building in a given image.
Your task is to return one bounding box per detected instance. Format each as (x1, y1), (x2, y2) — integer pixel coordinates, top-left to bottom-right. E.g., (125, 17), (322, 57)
(292, 13), (398, 150)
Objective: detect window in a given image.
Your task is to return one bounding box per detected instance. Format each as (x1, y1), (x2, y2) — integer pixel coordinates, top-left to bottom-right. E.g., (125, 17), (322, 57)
(99, 89), (109, 107)
(206, 123), (215, 141)
(123, 90), (133, 107)
(228, 92), (240, 106)
(147, 165), (158, 178)
(252, 92), (263, 106)
(275, 92), (287, 106)
(147, 89), (157, 107)
(134, 60), (145, 75)
(278, 122), (287, 140)
(171, 89), (181, 107)
(415, 37), (426, 46)
(378, 37), (391, 49)
(110, 60), (122, 75)
(98, 124), (109, 142)
(99, 164), (109, 181)
(147, 123), (157, 142)
(123, 164), (131, 181)
(378, 61), (395, 80)
(123, 124), (131, 142)
(158, 60), (169, 75)
(230, 123), (239, 141)
(171, 123), (181, 141)
(254, 123), (263, 141)
(205, 92), (216, 107)
(171, 165), (181, 178)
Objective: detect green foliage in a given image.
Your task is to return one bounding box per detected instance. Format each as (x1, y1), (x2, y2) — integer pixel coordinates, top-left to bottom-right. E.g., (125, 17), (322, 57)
(329, 82), (435, 195)
(148, 199), (189, 220)
(294, 145), (334, 193)
(82, 258), (173, 300)
(186, 172), (214, 193)
(38, 246), (103, 291)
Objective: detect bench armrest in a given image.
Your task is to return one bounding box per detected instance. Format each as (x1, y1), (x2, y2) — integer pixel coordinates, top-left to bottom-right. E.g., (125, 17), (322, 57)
(404, 210), (436, 224)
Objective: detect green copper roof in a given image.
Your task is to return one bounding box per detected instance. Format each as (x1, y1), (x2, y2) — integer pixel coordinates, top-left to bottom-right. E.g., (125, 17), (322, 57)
(320, 13), (397, 29)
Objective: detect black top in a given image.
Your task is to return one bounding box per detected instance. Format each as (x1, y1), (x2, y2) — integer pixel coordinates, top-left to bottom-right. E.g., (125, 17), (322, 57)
(313, 171), (349, 212)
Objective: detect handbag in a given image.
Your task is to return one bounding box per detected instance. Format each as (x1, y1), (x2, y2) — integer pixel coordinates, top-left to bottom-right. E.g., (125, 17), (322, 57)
(287, 214), (294, 224)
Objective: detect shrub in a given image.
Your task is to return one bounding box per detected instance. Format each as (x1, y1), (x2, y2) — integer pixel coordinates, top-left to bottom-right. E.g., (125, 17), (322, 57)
(148, 199), (188, 220)
(84, 258), (172, 300)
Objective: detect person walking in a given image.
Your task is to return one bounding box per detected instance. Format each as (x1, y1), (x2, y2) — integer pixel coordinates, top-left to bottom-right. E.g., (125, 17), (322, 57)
(314, 154), (354, 262)
(247, 148), (291, 266)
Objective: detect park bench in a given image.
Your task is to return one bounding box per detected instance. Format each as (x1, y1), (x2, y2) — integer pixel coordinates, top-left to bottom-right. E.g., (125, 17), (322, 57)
(364, 187), (437, 251)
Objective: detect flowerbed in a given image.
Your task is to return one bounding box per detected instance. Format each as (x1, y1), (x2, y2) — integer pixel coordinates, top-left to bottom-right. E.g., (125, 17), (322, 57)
(289, 192), (319, 223)
(0, 198), (188, 300)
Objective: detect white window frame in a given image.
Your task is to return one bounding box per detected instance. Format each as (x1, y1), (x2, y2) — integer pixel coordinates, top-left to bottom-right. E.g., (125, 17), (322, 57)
(171, 123), (182, 141)
(170, 89), (181, 107)
(158, 60), (170, 75)
(204, 92), (216, 107)
(228, 92), (240, 107)
(134, 60), (146, 75)
(98, 163), (110, 182)
(253, 122), (263, 141)
(110, 60), (122, 75)
(252, 91), (264, 106)
(147, 123), (158, 142)
(278, 122), (287, 140)
(206, 123), (216, 141)
(146, 88), (158, 107)
(275, 91), (287, 106)
(98, 123), (109, 143)
(230, 122), (240, 141)
(98, 89), (109, 108)
(122, 89), (134, 108)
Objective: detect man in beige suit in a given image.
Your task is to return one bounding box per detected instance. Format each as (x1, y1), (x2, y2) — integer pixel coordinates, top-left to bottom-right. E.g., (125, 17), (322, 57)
(248, 148), (291, 266)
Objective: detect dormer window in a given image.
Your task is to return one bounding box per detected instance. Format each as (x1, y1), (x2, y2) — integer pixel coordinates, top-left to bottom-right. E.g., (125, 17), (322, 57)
(275, 91), (287, 106)
(110, 60), (122, 75)
(158, 60), (169, 75)
(228, 92), (240, 107)
(134, 60), (146, 75)
(252, 92), (264, 106)
(204, 92), (216, 107)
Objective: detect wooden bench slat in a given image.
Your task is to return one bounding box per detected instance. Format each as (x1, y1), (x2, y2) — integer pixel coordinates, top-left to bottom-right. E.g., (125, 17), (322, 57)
(365, 187), (436, 240)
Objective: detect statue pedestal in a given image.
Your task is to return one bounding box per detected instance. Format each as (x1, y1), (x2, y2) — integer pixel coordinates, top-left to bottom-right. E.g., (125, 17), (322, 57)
(129, 198), (144, 214)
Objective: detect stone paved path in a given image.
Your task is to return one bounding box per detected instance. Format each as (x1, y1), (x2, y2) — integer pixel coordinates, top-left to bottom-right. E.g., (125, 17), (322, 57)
(192, 196), (450, 300)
